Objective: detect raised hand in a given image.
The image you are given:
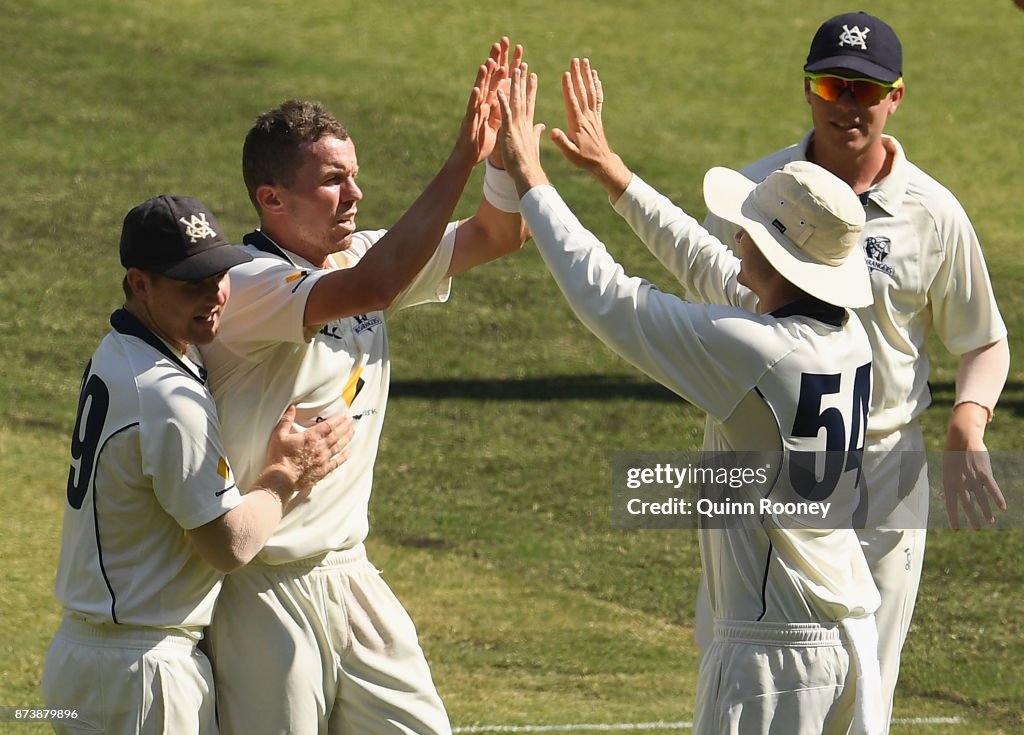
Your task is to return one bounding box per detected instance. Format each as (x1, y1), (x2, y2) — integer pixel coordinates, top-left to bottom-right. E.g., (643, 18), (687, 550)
(451, 39), (517, 169)
(551, 58), (632, 199)
(486, 37), (524, 168)
(497, 62), (548, 194)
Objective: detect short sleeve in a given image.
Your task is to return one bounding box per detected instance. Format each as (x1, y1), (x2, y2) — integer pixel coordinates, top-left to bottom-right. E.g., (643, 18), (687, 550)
(218, 254), (335, 352)
(928, 204), (1007, 355)
(141, 378), (242, 530)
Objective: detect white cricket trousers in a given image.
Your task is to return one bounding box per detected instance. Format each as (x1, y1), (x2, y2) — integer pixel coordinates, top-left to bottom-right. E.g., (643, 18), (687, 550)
(204, 543), (451, 735)
(693, 618), (883, 735)
(857, 424), (929, 733)
(41, 617), (217, 734)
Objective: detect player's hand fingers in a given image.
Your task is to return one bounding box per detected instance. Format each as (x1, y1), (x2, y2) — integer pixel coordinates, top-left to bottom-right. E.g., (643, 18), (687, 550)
(580, 58), (599, 111)
(984, 474), (1007, 513)
(489, 38), (503, 68)
(323, 416), (355, 454)
(969, 450), (1007, 512)
(959, 484), (980, 530)
(318, 446), (348, 480)
(495, 36), (510, 69)
(512, 65), (526, 114)
(592, 68), (604, 115)
(942, 454), (963, 530)
(276, 404), (298, 433)
(304, 412), (351, 445)
(970, 480), (994, 525)
(957, 450), (1005, 526)
(462, 66), (487, 125)
(497, 87), (511, 125)
(561, 71), (582, 136)
(486, 60), (506, 100)
(570, 58), (591, 110)
(526, 70), (538, 120)
(973, 469), (1005, 524)
(550, 127), (582, 162)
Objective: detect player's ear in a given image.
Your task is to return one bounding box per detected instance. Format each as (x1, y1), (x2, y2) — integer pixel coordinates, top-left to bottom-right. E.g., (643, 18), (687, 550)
(803, 77), (814, 105)
(125, 268), (152, 301)
(886, 84), (904, 115)
(255, 184), (285, 215)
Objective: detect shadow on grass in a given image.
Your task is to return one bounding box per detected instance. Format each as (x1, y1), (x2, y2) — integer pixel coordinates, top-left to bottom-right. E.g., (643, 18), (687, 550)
(391, 374), (680, 402)
(392, 376), (1024, 413)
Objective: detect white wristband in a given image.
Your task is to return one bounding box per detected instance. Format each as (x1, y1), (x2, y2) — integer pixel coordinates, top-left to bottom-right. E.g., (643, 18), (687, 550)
(483, 160), (520, 213)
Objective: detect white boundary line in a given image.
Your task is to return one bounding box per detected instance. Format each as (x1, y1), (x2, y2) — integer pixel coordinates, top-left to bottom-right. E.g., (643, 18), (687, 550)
(453, 717), (963, 733)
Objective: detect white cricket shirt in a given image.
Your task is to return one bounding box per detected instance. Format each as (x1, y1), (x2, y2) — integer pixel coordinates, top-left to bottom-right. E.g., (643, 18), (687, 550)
(200, 225), (456, 563)
(522, 182), (880, 624)
(701, 132), (1007, 437)
(54, 309), (243, 634)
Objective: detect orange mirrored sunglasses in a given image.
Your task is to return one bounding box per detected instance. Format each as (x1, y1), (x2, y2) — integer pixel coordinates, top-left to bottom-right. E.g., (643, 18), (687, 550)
(806, 73), (904, 107)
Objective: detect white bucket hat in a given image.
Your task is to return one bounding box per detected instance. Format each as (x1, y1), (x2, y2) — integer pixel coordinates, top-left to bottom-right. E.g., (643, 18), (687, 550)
(703, 161), (871, 308)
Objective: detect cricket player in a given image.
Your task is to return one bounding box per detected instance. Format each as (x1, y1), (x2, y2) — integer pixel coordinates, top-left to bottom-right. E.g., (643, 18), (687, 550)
(698, 13), (1010, 729)
(41, 195), (352, 734)
(498, 60), (885, 734)
(197, 40), (528, 734)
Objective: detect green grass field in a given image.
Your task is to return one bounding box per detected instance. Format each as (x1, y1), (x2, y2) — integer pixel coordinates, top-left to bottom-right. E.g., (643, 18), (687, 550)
(1, 0), (1022, 732)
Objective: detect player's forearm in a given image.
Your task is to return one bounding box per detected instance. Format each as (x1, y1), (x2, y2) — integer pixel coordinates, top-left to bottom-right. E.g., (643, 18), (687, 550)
(190, 468), (296, 573)
(521, 185), (702, 403)
(446, 199), (528, 276)
(953, 338), (1010, 420)
(586, 151), (632, 203)
(616, 175), (755, 310)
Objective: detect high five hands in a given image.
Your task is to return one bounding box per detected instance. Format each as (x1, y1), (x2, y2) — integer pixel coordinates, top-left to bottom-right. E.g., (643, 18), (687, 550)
(498, 57), (633, 200)
(454, 37), (524, 169)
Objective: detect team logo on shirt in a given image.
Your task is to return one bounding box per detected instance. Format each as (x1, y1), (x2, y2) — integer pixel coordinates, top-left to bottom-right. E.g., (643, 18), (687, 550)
(838, 25), (870, 50)
(353, 313), (382, 335)
(217, 456), (233, 480)
(343, 367), (365, 407)
(864, 236), (896, 279)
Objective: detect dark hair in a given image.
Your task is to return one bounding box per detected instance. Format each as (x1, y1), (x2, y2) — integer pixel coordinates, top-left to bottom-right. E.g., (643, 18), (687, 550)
(241, 100), (349, 212)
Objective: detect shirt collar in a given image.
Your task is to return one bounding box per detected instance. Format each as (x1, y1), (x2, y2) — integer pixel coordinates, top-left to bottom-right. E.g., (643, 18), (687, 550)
(242, 230), (325, 270)
(110, 308), (207, 384)
(770, 296), (847, 327)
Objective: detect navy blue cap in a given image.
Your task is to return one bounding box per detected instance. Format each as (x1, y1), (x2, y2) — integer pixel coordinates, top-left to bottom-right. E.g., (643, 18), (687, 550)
(804, 12), (903, 83)
(119, 195), (252, 281)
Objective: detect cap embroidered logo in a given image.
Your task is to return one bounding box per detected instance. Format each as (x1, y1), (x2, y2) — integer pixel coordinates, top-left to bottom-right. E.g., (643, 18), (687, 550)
(838, 25), (871, 50)
(180, 213), (217, 243)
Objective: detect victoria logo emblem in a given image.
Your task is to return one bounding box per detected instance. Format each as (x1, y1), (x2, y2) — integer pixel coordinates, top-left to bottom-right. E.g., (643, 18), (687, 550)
(864, 236), (890, 263)
(179, 213), (218, 243)
(838, 25), (871, 50)
(863, 236), (896, 280)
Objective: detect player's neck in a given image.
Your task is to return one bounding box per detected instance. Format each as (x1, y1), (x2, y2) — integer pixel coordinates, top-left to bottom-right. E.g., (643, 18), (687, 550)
(124, 302), (189, 355)
(807, 137), (892, 196)
(756, 282), (807, 315)
(259, 223), (331, 269)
